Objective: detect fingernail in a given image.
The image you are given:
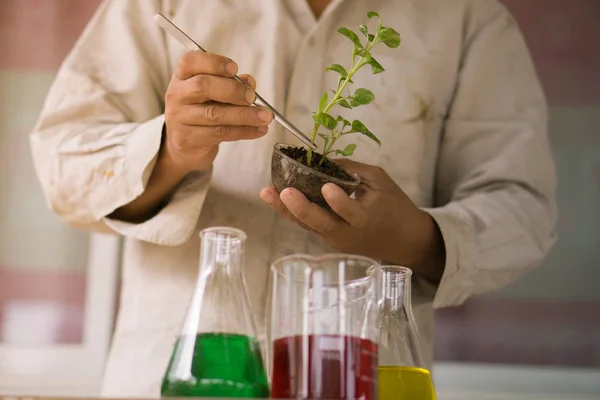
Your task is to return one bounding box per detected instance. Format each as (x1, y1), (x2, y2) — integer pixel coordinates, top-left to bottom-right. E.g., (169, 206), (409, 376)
(258, 126), (269, 134)
(226, 61), (238, 75)
(261, 189), (274, 203)
(322, 184), (337, 198)
(258, 108), (273, 122)
(280, 188), (294, 203)
(245, 88), (256, 104)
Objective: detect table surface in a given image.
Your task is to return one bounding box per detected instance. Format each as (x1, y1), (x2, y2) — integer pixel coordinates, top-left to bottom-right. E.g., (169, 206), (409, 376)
(2, 395), (599, 400)
(3, 389), (600, 400)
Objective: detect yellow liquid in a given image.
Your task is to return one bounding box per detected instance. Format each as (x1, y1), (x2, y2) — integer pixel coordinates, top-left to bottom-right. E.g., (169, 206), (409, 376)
(378, 366), (437, 400)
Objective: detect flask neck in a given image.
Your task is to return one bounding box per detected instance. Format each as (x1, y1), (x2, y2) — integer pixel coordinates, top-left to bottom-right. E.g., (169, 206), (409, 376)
(379, 266), (427, 369)
(381, 267), (411, 311)
(180, 227), (252, 337)
(199, 227), (246, 276)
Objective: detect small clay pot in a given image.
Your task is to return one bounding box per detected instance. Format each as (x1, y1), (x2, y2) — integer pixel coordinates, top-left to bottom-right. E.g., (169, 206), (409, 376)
(271, 142), (361, 209)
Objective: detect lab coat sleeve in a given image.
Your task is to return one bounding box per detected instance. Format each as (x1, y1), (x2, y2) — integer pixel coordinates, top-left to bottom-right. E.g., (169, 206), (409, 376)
(29, 0), (211, 246)
(422, 3), (558, 308)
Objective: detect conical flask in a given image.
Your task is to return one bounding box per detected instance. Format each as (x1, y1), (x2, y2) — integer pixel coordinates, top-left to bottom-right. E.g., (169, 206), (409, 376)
(377, 266), (437, 400)
(161, 227), (269, 398)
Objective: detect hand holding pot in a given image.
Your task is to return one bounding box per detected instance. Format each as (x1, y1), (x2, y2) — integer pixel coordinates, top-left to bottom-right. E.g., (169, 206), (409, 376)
(163, 51), (274, 174)
(260, 159), (446, 283)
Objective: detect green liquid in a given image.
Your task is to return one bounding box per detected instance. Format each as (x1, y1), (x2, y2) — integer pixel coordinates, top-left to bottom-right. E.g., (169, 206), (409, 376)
(161, 332), (269, 398)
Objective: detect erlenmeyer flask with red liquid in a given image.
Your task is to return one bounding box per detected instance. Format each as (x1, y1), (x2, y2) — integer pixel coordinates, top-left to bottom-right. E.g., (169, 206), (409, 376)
(377, 265), (437, 400)
(269, 254), (382, 400)
(160, 227), (269, 398)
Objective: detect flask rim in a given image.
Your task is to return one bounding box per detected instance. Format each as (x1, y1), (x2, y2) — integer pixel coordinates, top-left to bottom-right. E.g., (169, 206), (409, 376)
(199, 226), (247, 242)
(271, 253), (380, 285)
(380, 265), (413, 278)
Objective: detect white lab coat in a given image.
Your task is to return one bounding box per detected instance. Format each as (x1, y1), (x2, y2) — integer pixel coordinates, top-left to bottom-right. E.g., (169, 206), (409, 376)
(29, 0), (557, 397)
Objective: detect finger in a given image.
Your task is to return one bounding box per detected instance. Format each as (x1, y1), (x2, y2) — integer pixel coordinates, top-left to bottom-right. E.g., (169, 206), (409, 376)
(182, 74), (257, 106)
(174, 124), (268, 146)
(279, 188), (342, 235)
(334, 158), (388, 184)
(238, 74), (257, 90)
(176, 51), (238, 80)
(322, 183), (368, 228)
(260, 187), (314, 232)
(353, 184), (369, 198)
(181, 103), (273, 126)
(197, 125), (270, 144)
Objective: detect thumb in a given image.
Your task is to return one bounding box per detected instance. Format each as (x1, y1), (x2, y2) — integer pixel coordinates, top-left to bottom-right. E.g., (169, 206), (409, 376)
(333, 158), (385, 182)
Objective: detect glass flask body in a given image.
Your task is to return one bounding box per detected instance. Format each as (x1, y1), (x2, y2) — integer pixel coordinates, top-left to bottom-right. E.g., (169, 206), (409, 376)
(270, 254), (382, 400)
(377, 266), (437, 400)
(161, 227), (269, 398)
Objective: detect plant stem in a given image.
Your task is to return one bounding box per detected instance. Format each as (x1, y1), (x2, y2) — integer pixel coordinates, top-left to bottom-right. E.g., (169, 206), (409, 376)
(306, 27), (380, 166)
(319, 126), (353, 167)
(319, 138), (336, 166)
(306, 124), (320, 166)
(307, 53), (368, 166)
(324, 61), (365, 114)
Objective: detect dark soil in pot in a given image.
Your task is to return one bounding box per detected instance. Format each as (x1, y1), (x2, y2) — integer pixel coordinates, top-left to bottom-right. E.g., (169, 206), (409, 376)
(282, 147), (354, 180)
(271, 143), (361, 209)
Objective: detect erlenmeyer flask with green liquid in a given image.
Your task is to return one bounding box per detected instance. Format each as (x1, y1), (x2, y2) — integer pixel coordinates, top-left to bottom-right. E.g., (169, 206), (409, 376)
(161, 227), (269, 398)
(377, 265), (437, 400)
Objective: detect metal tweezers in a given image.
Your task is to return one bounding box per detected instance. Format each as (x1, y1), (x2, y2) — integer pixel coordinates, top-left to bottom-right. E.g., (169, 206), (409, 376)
(154, 13), (317, 150)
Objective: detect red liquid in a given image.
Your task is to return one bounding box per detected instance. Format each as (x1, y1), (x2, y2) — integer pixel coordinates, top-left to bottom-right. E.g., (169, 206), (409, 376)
(271, 334), (378, 400)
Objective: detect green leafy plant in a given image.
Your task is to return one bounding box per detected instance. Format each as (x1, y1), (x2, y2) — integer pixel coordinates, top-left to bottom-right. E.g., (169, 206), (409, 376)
(306, 11), (401, 168)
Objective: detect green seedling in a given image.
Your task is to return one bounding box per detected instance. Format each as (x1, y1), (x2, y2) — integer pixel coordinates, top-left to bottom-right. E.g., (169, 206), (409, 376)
(306, 11), (401, 167)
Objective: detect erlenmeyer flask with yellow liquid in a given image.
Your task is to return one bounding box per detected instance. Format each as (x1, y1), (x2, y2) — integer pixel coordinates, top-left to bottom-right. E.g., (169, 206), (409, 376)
(377, 265), (437, 400)
(160, 227), (269, 398)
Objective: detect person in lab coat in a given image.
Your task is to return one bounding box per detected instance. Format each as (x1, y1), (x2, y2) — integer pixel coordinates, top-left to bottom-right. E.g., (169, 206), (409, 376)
(29, 0), (557, 397)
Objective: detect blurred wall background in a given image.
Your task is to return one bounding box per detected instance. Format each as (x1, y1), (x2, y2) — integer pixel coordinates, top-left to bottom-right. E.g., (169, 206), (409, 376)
(0, 0), (598, 397)
(0, 0), (99, 347)
(435, 0), (600, 369)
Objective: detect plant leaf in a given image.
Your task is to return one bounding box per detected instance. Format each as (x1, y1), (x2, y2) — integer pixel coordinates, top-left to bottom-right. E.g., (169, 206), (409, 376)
(318, 133), (330, 146)
(318, 92), (328, 113)
(313, 112), (338, 130)
(367, 11), (382, 30)
(353, 88), (375, 105)
(337, 27), (363, 49)
(355, 47), (368, 58)
(336, 115), (351, 128)
(368, 33), (376, 42)
(328, 67), (354, 85)
(366, 54), (385, 74)
(359, 24), (369, 38)
(326, 63), (349, 78)
(338, 99), (352, 109)
(351, 120), (381, 146)
(379, 27), (401, 48)
(335, 143), (357, 157)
